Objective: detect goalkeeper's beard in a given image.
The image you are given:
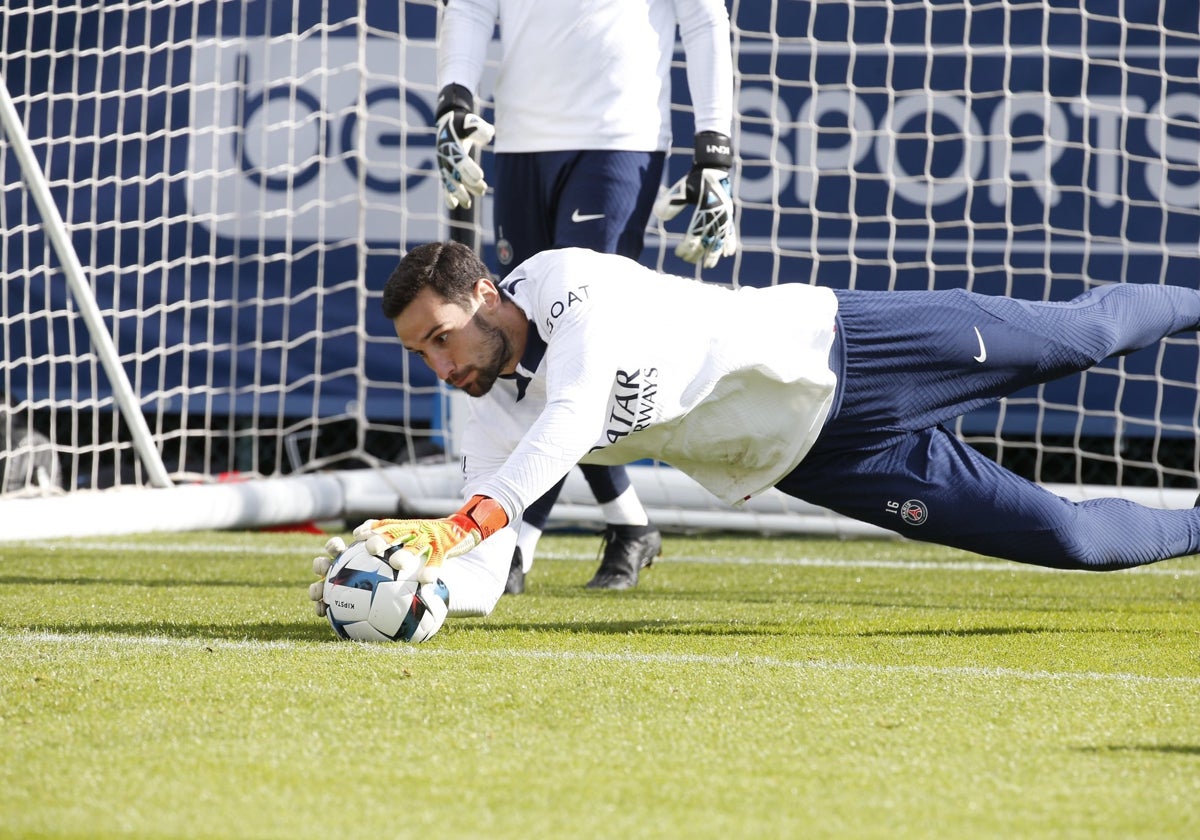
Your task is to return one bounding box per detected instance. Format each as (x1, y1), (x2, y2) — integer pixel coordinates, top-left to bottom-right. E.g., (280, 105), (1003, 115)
(454, 310), (513, 398)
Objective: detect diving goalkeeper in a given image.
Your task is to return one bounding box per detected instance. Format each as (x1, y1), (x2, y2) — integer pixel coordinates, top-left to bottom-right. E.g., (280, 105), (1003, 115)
(311, 241), (1200, 622)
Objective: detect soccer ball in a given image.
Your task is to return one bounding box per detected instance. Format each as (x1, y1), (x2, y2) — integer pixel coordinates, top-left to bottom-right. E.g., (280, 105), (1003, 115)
(322, 540), (449, 643)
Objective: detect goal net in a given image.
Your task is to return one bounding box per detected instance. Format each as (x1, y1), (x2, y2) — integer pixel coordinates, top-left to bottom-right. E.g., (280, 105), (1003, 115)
(2, 1), (1198, 541)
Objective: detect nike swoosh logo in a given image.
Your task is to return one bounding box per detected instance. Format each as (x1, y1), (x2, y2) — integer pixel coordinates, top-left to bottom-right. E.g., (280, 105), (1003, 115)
(571, 209), (605, 223)
(972, 326), (987, 363)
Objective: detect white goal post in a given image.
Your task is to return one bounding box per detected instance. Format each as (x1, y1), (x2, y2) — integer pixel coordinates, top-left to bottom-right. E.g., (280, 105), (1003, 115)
(2, 1), (1198, 542)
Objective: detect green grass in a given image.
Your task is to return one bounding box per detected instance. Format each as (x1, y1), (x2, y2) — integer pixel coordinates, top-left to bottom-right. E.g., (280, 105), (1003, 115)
(2, 530), (1198, 839)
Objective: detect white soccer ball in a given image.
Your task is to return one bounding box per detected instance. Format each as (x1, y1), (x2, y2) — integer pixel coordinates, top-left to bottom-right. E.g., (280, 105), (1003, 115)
(322, 539), (449, 643)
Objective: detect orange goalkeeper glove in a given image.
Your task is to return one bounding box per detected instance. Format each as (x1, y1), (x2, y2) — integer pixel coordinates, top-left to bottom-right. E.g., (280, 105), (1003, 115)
(353, 495), (508, 583)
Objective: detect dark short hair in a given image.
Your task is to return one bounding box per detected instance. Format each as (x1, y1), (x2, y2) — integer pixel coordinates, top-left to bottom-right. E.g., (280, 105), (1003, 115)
(382, 241), (490, 319)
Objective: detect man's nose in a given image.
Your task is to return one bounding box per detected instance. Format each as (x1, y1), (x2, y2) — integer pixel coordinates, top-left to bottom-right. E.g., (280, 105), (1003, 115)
(427, 350), (455, 382)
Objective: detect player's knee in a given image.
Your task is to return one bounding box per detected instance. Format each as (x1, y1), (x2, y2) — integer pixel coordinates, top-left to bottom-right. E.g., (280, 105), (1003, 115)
(977, 519), (1115, 571)
(1037, 526), (1125, 571)
(1048, 537), (1101, 571)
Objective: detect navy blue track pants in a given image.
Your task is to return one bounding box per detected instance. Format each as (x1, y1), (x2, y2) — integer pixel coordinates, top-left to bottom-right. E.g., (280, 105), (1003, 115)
(776, 284), (1200, 570)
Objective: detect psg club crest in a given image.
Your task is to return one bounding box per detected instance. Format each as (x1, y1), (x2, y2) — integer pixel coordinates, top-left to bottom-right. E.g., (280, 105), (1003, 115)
(899, 499), (928, 526)
(496, 237), (513, 265)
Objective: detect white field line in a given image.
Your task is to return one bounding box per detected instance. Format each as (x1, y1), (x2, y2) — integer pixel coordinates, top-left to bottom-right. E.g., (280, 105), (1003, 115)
(16, 539), (1200, 577)
(6, 629), (1200, 687)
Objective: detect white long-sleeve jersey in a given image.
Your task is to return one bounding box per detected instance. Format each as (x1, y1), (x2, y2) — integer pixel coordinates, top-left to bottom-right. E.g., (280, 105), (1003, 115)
(465, 248), (840, 517)
(441, 249), (839, 616)
(437, 0), (733, 152)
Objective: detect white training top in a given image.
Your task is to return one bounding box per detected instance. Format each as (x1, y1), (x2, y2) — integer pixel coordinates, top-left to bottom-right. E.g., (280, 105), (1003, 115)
(437, 0), (734, 152)
(461, 248), (841, 522)
(437, 248), (838, 617)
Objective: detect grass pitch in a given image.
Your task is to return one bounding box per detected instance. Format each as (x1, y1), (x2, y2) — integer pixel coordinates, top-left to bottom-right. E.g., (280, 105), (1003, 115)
(1, 529), (1198, 839)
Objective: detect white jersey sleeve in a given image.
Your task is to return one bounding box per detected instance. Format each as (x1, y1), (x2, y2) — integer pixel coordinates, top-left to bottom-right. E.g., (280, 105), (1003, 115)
(461, 268), (618, 521)
(674, 0), (734, 135)
(437, 0), (498, 96)
(437, 523), (515, 617)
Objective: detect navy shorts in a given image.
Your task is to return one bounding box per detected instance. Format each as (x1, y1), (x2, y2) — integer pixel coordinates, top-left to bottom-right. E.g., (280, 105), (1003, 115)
(776, 283), (1200, 569)
(491, 149), (665, 276)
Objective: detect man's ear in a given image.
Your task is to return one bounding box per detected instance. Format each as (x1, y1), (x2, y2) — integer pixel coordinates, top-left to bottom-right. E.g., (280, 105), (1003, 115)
(475, 276), (502, 310)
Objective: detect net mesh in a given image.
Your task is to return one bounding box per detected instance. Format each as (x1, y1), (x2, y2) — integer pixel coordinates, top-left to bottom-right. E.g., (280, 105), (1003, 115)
(2, 1), (1198, 518)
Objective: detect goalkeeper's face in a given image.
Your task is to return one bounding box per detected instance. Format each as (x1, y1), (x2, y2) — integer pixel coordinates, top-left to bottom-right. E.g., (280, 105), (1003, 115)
(393, 282), (517, 398)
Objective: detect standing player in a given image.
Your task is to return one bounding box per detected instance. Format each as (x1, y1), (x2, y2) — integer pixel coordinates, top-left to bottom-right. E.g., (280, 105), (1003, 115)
(310, 242), (1200, 630)
(432, 0), (737, 593)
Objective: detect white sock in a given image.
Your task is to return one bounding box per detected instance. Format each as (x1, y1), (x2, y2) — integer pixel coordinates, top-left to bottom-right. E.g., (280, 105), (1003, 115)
(516, 522), (542, 572)
(599, 486), (649, 527)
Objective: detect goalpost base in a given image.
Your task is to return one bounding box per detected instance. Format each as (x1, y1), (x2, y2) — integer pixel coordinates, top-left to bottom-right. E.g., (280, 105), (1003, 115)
(0, 463), (883, 543)
(0, 463), (1194, 545)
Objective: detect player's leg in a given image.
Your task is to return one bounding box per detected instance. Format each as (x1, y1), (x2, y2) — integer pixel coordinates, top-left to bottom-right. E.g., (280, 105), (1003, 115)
(777, 424), (1200, 570)
(549, 150), (665, 589)
(830, 283), (1200, 431)
(550, 149), (665, 260)
(577, 463), (661, 590)
(491, 151), (555, 277)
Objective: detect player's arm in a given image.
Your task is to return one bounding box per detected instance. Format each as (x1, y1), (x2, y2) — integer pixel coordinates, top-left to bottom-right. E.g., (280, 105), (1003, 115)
(346, 290), (618, 586)
(437, 0), (497, 94)
(654, 0), (738, 268)
(434, 0), (499, 209)
(466, 278), (620, 520)
(674, 0), (735, 139)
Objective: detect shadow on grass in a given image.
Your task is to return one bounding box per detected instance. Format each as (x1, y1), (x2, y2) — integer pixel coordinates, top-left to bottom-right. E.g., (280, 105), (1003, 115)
(19, 616), (817, 646)
(0, 574), (291, 589)
(537, 584), (1196, 616)
(849, 625), (1123, 638)
(19, 620), (331, 643)
(461, 617), (1173, 642)
(1077, 744), (1200, 757)
(460, 618), (804, 637)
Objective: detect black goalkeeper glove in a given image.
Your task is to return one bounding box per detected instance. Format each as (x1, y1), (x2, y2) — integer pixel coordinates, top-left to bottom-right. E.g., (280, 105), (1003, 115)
(434, 83), (495, 210)
(653, 131), (738, 268)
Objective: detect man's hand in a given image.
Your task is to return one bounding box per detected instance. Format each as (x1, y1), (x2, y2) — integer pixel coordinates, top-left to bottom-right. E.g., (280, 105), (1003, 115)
(352, 495), (509, 583)
(435, 83), (495, 210)
(352, 515), (479, 583)
(308, 536), (347, 617)
(653, 131), (738, 268)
